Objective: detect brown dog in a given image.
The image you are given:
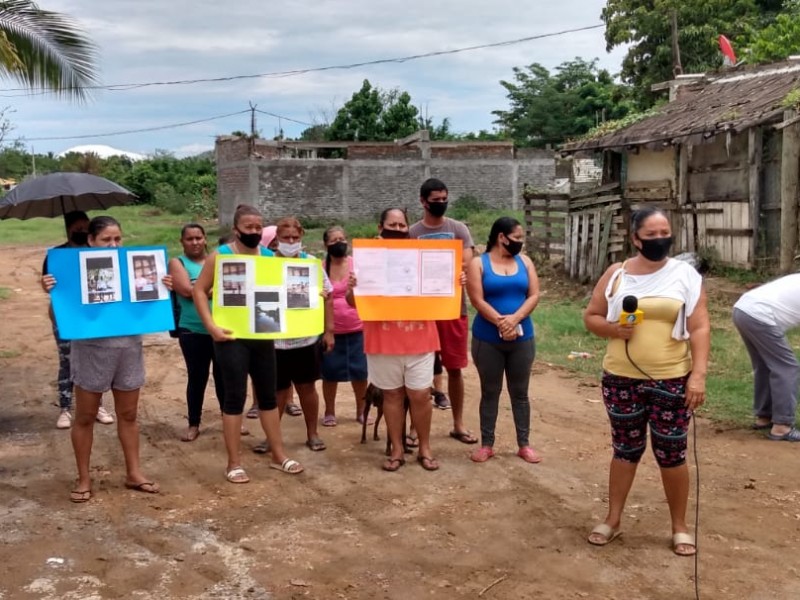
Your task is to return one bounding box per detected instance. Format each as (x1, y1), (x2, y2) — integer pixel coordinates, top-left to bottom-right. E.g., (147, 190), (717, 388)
(361, 383), (413, 455)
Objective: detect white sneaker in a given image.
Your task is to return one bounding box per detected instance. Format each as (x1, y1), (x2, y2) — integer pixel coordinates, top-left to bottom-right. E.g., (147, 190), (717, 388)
(56, 410), (72, 429)
(96, 405), (115, 424)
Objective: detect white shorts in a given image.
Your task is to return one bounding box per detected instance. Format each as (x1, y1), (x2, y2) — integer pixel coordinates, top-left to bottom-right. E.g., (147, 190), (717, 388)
(367, 352), (434, 391)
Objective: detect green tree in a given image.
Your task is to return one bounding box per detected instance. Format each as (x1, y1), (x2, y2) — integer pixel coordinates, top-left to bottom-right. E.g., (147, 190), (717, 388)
(492, 58), (633, 147)
(602, 0), (766, 106)
(0, 0), (98, 100)
(745, 0), (800, 62)
(327, 79), (422, 141)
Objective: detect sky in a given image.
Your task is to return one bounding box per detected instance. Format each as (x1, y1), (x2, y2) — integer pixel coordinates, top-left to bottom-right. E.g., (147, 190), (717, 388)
(5, 0), (628, 157)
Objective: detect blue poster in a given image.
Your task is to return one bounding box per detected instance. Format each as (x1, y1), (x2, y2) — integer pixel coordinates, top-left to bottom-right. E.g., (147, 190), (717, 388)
(47, 246), (174, 340)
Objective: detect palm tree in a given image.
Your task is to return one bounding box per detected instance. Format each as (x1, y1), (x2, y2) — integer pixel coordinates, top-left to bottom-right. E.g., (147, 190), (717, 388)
(0, 0), (97, 100)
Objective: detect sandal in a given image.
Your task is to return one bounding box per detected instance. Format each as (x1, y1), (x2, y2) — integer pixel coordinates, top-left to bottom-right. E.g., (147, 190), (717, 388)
(404, 433), (419, 448)
(417, 455), (440, 471)
(588, 523), (621, 546)
(382, 457), (406, 472)
(270, 458), (304, 474)
(322, 414), (337, 427)
(225, 467), (250, 484)
(517, 446), (542, 464)
(672, 532), (696, 556)
(767, 427), (800, 441)
(246, 406), (259, 419)
(240, 425), (250, 436)
(449, 430), (478, 445)
(252, 440), (270, 454)
(306, 437), (327, 451)
(286, 403), (303, 417)
(70, 489), (92, 503)
(124, 481), (160, 494)
(470, 446), (495, 463)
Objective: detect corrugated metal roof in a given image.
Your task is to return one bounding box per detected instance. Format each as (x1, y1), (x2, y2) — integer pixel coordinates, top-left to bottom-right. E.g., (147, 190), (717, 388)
(562, 60), (800, 152)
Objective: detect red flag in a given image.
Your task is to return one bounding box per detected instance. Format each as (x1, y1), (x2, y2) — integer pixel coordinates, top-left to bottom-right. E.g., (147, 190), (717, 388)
(719, 35), (737, 66)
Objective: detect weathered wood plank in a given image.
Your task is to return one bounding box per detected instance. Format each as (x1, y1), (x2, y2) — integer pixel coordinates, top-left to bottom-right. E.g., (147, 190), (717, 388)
(748, 127), (762, 268)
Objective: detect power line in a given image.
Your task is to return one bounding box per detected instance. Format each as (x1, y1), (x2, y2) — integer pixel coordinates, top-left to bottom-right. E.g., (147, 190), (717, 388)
(22, 109), (251, 142)
(0, 24), (604, 97)
(254, 109), (312, 126)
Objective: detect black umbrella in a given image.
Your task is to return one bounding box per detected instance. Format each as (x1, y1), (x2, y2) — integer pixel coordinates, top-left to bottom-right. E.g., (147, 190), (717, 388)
(0, 172), (137, 220)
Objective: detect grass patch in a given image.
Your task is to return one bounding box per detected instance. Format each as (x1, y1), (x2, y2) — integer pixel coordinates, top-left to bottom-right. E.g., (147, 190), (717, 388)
(0, 287), (9, 300)
(0, 349), (20, 358)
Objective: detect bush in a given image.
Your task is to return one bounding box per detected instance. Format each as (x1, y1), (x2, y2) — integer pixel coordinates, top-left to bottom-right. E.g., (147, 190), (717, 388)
(153, 183), (190, 215)
(449, 194), (488, 221)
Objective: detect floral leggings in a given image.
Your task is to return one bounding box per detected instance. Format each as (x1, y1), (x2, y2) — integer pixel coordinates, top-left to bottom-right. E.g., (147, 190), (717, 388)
(601, 372), (691, 469)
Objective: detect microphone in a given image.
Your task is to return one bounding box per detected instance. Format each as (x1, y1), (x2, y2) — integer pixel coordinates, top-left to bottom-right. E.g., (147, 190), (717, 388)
(619, 295), (643, 326)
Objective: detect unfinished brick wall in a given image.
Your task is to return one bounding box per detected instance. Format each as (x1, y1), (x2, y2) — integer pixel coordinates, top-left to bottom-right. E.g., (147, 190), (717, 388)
(216, 137), (554, 224)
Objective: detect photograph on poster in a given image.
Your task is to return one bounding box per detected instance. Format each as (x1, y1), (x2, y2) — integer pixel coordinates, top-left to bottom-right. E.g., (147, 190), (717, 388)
(80, 250), (122, 305)
(253, 289), (284, 333)
(220, 260), (248, 307)
(127, 251), (167, 302)
(286, 264), (311, 309)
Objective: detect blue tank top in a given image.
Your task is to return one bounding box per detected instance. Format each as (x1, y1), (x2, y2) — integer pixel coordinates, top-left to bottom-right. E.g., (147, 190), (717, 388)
(176, 255), (208, 334)
(471, 253), (534, 343)
(218, 244), (273, 257)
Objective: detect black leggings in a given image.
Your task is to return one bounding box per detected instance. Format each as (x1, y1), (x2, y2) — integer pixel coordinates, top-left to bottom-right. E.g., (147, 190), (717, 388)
(213, 339), (277, 415)
(178, 331), (224, 426)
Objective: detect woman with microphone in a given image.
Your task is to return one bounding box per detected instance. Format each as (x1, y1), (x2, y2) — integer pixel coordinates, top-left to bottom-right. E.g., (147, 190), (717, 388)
(583, 206), (710, 557)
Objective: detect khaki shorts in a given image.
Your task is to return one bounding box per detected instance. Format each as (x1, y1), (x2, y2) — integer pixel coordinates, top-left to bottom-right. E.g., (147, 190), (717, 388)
(71, 341), (145, 393)
(367, 352), (434, 391)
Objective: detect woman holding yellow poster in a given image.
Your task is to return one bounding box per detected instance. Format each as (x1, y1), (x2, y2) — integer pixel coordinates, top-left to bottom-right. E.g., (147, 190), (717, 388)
(193, 204), (303, 483)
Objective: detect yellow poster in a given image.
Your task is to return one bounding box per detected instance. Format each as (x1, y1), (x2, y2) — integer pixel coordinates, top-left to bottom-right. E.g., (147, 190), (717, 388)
(352, 239), (462, 321)
(212, 254), (324, 339)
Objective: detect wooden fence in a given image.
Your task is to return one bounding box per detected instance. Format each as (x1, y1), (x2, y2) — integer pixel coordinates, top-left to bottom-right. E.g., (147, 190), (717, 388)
(523, 192), (568, 261)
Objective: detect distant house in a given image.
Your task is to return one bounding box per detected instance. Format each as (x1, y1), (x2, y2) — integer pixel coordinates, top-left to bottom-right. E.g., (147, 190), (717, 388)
(561, 58), (800, 271)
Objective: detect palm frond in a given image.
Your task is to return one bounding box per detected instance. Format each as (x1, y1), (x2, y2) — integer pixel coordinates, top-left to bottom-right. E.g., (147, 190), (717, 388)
(0, 0), (98, 101)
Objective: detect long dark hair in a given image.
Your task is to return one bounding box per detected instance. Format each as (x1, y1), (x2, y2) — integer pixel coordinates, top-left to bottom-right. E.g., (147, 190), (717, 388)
(322, 225), (345, 275)
(630, 206), (667, 236)
(379, 207), (408, 227)
(88, 215), (121, 237)
(486, 216), (521, 251)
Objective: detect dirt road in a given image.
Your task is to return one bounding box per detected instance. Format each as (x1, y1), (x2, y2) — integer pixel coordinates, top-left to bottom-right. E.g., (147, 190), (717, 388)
(1, 245), (799, 599)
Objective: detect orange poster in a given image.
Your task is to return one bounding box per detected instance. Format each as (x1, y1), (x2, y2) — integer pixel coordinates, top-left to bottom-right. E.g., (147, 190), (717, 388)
(351, 238), (462, 321)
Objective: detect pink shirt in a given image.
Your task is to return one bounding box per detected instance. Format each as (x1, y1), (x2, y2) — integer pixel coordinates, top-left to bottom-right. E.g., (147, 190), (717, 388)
(329, 257), (363, 334)
(363, 321), (440, 355)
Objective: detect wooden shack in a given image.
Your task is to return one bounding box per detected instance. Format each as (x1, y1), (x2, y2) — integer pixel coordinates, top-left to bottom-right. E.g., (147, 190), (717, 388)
(560, 59), (800, 272)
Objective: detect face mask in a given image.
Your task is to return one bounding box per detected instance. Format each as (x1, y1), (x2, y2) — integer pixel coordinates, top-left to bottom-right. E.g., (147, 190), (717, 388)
(380, 228), (409, 240)
(426, 201), (448, 218)
(637, 236), (673, 262)
(327, 241), (348, 258)
(70, 231), (88, 246)
(236, 229), (262, 249)
(278, 241), (302, 256)
(503, 239), (523, 256)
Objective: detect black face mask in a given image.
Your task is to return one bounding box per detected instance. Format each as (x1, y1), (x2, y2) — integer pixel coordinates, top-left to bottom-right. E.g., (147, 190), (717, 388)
(637, 236), (673, 262)
(426, 201), (448, 218)
(503, 239), (524, 256)
(380, 228), (410, 240)
(236, 228), (262, 249)
(328, 241), (348, 258)
(70, 231), (88, 246)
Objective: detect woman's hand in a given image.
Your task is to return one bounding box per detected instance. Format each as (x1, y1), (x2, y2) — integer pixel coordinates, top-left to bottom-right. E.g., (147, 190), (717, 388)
(612, 323), (634, 340)
(684, 372), (706, 411)
(322, 331), (335, 352)
(161, 274), (173, 291)
(209, 325), (235, 343)
(347, 273), (357, 293)
(459, 271), (467, 286)
(41, 274), (56, 293)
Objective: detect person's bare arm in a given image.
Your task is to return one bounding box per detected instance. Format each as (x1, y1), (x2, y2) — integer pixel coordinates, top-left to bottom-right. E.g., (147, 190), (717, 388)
(583, 262), (632, 341)
(506, 255), (540, 330)
(685, 286), (710, 411)
(466, 255), (502, 326)
(169, 257), (192, 298)
(192, 251), (233, 342)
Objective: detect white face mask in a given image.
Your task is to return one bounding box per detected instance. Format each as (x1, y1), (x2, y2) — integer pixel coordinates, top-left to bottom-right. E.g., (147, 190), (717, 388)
(278, 241), (302, 257)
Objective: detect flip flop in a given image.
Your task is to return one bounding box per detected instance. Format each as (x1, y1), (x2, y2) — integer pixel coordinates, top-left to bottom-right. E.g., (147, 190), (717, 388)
(252, 440), (270, 454)
(417, 455), (440, 471)
(69, 489), (92, 503)
(672, 532), (696, 556)
(306, 437), (326, 451)
(124, 481), (160, 494)
(286, 403), (303, 417)
(322, 414), (337, 427)
(588, 523), (622, 546)
(449, 430), (478, 445)
(225, 467), (250, 484)
(270, 458), (304, 474)
(382, 457), (406, 472)
(404, 434), (419, 448)
(246, 406), (259, 419)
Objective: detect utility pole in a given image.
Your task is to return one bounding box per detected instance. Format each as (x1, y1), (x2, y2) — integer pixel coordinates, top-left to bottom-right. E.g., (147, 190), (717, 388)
(671, 10), (683, 77)
(248, 101), (257, 155)
(31, 145), (36, 177)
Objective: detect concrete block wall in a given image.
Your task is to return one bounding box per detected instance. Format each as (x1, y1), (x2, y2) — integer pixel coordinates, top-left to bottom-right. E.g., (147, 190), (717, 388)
(216, 137), (555, 224)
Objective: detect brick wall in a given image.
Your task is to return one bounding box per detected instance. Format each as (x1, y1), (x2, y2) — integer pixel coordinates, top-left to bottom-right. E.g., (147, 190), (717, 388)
(216, 137), (555, 224)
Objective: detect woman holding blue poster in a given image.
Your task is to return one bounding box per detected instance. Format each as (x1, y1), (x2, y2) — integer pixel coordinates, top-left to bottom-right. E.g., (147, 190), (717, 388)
(192, 204), (303, 483)
(43, 216), (167, 502)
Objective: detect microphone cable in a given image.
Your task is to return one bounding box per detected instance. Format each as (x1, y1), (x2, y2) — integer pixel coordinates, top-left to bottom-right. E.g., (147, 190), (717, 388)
(624, 340), (701, 600)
